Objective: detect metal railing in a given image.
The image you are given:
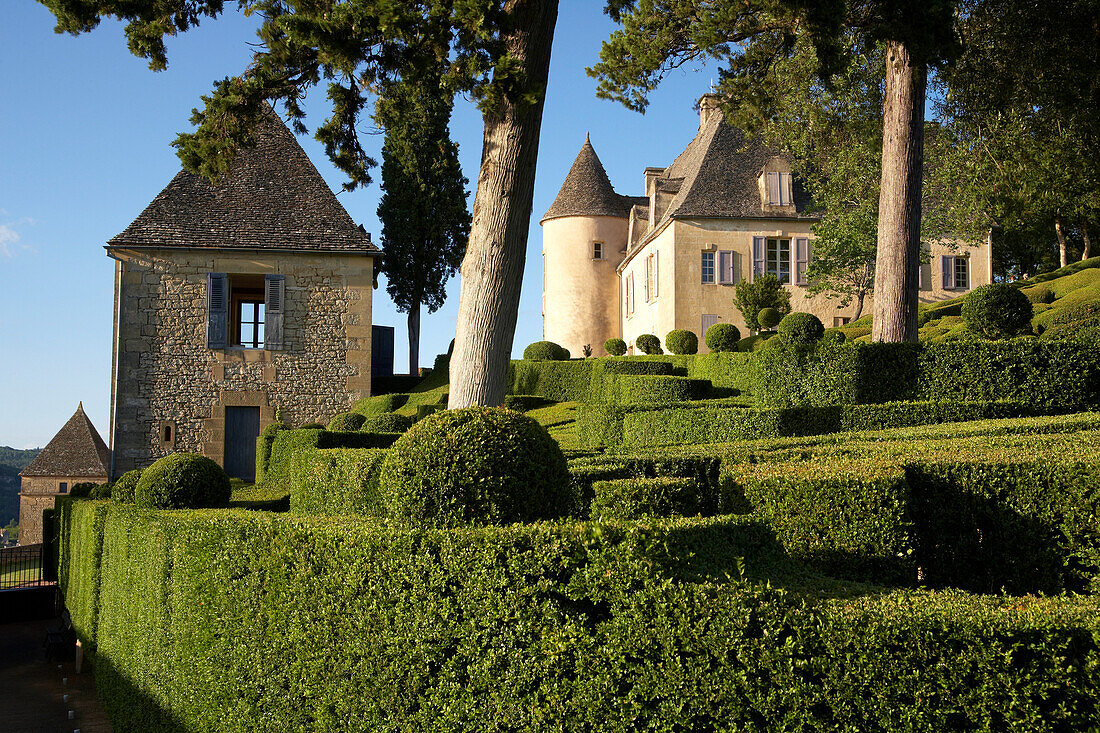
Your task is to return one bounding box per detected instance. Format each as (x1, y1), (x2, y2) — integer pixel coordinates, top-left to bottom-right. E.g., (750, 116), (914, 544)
(0, 543), (49, 590)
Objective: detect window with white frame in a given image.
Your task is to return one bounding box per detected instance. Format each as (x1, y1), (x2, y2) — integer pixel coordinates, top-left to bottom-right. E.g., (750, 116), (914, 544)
(701, 251), (715, 283)
(941, 255), (970, 291)
(592, 241), (604, 260)
(954, 257), (969, 290)
(766, 238), (791, 284)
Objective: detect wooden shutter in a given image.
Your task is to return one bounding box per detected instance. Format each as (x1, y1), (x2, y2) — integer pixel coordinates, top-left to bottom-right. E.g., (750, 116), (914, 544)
(264, 274), (285, 350)
(752, 237), (765, 281)
(655, 251), (660, 298)
(767, 172), (780, 204)
(941, 255), (955, 290)
(795, 238), (810, 285)
(701, 314), (719, 335)
(206, 273), (228, 349)
(780, 173), (791, 205)
(718, 251), (732, 284)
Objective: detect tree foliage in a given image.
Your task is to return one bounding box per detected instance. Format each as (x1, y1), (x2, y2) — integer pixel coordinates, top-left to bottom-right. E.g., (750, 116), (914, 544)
(375, 67), (470, 371)
(735, 274), (791, 332)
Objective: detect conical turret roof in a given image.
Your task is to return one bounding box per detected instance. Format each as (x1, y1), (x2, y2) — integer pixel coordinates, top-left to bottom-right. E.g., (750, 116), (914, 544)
(20, 403), (110, 478)
(541, 135), (632, 222)
(109, 104), (379, 254)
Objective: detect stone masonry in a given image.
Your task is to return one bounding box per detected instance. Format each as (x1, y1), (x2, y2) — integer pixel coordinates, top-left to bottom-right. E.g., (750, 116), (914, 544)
(108, 248), (373, 476)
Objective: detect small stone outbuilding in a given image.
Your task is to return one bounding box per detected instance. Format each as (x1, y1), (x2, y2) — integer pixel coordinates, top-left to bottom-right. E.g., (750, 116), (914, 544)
(107, 106), (381, 481)
(19, 403), (110, 545)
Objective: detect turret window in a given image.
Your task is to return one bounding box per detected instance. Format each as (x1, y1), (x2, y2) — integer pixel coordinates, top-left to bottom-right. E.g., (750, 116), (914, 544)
(592, 241), (604, 260)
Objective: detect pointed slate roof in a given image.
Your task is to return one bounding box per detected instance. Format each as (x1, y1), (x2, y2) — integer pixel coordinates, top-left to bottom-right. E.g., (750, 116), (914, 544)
(659, 112), (814, 223)
(109, 106), (379, 254)
(541, 135), (633, 222)
(20, 404), (110, 479)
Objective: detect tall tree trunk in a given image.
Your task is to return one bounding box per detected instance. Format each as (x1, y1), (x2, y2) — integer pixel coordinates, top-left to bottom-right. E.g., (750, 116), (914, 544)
(872, 40), (925, 343)
(1082, 222), (1092, 260)
(1055, 213), (1068, 267)
(448, 0), (558, 409)
(407, 300), (421, 377)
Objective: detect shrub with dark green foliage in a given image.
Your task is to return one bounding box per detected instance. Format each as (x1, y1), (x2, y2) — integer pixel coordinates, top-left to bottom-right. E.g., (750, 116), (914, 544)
(523, 340), (568, 361)
(69, 482), (99, 498)
(821, 329), (847, 345)
(1025, 286), (1055, 304)
(110, 469), (142, 504)
(300, 423), (325, 429)
(503, 394), (551, 412)
(704, 322), (741, 351)
(56, 500), (1100, 732)
(327, 412), (367, 432)
(590, 477), (703, 520)
(664, 329), (698, 355)
(134, 453), (231, 510)
(777, 312), (825, 345)
(961, 283), (1034, 339)
(260, 429), (399, 488)
(604, 337), (627, 356)
(635, 333), (662, 354)
(352, 393), (409, 417)
(89, 483), (112, 500)
(361, 412), (414, 434)
(757, 307), (781, 330)
(255, 421), (289, 484)
(600, 359), (673, 375)
(735, 273), (791, 330)
(377, 406), (574, 525)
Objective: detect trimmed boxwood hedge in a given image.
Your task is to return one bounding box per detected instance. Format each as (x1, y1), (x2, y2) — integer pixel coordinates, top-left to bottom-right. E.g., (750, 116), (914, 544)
(617, 375), (709, 405)
(260, 429), (399, 490)
(598, 400), (1039, 449)
(290, 448), (389, 516)
(360, 412), (413, 434)
(590, 477), (703, 520)
(55, 502), (1100, 732)
(753, 340), (1100, 410)
(134, 453), (231, 509)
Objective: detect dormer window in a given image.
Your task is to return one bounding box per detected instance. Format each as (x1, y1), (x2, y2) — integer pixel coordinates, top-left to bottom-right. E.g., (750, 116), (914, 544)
(592, 241), (604, 260)
(766, 171), (792, 206)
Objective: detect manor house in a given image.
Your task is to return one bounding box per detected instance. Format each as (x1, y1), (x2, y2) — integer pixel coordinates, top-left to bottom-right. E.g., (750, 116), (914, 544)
(541, 95), (991, 356)
(107, 106), (380, 482)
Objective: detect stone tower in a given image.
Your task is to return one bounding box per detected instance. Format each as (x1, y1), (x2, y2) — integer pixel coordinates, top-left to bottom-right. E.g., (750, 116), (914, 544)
(540, 135), (632, 357)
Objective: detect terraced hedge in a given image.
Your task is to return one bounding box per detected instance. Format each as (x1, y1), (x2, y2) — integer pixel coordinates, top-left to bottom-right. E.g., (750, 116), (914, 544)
(579, 400), (1038, 449)
(55, 503), (1100, 731)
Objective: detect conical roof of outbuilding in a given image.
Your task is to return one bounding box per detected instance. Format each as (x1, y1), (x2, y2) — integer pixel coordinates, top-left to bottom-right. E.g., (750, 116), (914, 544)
(541, 135), (632, 222)
(20, 403), (110, 479)
(109, 105), (379, 254)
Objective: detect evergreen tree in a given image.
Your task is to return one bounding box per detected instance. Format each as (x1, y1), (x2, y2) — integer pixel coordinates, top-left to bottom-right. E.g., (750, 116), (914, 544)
(375, 78), (470, 376)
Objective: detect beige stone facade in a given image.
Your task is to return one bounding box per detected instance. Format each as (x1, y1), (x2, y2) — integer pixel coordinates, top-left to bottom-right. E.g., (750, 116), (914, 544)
(541, 97), (993, 355)
(18, 475), (104, 545)
(107, 248), (374, 477)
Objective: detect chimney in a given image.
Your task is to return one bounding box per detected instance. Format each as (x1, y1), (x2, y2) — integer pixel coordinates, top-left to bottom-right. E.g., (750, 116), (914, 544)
(698, 93), (720, 132)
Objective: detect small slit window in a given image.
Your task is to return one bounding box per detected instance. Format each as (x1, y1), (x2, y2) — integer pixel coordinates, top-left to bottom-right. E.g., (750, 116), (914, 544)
(592, 241), (604, 260)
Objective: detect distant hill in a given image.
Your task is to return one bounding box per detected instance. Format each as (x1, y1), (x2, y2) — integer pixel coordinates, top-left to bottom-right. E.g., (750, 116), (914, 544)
(0, 446), (42, 528)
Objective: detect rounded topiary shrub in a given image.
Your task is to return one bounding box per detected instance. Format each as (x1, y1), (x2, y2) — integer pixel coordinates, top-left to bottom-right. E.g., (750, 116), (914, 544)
(820, 329), (847, 345)
(327, 412), (367, 432)
(704, 322), (741, 352)
(377, 406), (573, 526)
(777, 312), (825, 346)
(604, 338), (628, 356)
(69, 482), (98, 498)
(635, 334), (663, 355)
(664, 329), (699, 355)
(361, 412), (414, 434)
(134, 454), (231, 510)
(111, 469), (143, 504)
(961, 283), (1034, 339)
(1024, 286), (1055, 304)
(523, 340), (568, 361)
(757, 307), (782, 330)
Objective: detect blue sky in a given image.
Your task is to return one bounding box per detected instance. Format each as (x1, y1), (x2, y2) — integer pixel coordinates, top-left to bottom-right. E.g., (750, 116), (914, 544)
(1, 1), (715, 448)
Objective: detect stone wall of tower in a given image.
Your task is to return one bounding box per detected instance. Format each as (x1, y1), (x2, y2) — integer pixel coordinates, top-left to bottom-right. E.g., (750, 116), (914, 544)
(109, 248), (373, 478)
(542, 215), (628, 357)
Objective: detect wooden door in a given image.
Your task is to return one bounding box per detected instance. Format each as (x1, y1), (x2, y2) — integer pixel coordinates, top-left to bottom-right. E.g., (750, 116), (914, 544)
(224, 406), (260, 482)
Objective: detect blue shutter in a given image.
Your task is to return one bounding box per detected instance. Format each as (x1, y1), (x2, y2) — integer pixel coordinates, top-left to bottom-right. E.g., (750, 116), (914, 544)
(752, 237), (765, 281)
(206, 273), (228, 349)
(718, 251), (733, 284)
(941, 256), (955, 290)
(264, 274), (285, 350)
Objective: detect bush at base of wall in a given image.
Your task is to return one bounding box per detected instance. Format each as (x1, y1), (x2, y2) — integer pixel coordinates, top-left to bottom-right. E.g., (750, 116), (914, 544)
(54, 502), (1100, 732)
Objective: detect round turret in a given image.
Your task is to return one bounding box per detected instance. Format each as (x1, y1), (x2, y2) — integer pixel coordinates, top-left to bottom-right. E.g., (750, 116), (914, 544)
(540, 136), (630, 357)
